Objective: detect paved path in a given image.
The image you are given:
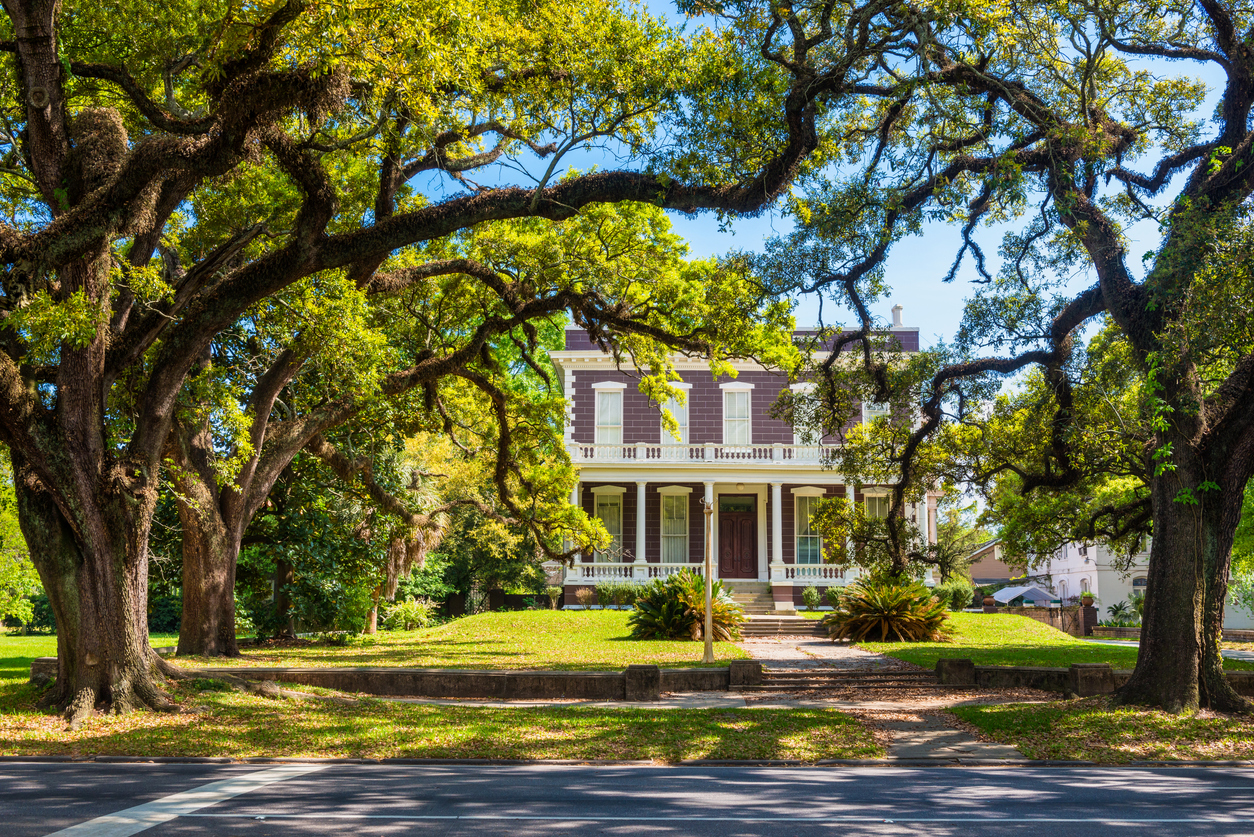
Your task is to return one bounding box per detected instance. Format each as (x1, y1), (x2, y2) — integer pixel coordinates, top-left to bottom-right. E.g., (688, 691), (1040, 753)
(1084, 639), (1254, 663)
(7, 762), (1254, 836)
(737, 636), (915, 670)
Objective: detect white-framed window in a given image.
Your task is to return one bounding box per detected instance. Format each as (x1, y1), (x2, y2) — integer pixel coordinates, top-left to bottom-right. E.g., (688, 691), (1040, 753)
(790, 382), (818, 445)
(660, 385), (690, 445)
(1058, 580), (1068, 601)
(1132, 577), (1148, 590)
(721, 383), (753, 445)
(862, 399), (891, 423)
(661, 494), (689, 563)
(1081, 578), (1091, 594)
(593, 383), (624, 446)
(593, 492), (623, 562)
(864, 494), (891, 519)
(796, 495), (822, 564)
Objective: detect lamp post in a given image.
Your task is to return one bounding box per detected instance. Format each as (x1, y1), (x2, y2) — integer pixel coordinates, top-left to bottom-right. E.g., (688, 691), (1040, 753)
(703, 488), (714, 664)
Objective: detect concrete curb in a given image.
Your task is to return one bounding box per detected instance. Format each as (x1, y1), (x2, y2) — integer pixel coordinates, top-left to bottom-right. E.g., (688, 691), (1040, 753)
(2, 755), (1253, 767)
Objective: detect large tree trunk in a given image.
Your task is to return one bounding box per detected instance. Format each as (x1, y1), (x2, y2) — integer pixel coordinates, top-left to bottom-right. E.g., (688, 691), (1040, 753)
(174, 504), (240, 657)
(1116, 442), (1252, 713)
(12, 454), (172, 726)
(167, 418), (241, 657)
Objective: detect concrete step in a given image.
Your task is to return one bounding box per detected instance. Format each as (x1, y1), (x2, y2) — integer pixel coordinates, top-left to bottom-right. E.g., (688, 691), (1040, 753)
(741, 670), (943, 692)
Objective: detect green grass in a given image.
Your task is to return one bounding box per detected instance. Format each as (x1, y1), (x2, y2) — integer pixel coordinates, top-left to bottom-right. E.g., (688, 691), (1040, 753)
(952, 699), (1254, 763)
(180, 611), (749, 671)
(857, 613), (1254, 671)
(0, 677), (880, 761)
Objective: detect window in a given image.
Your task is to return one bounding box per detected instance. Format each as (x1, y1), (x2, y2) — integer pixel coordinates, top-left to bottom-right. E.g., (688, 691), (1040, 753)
(595, 389), (622, 446)
(594, 494), (622, 562)
(865, 495), (891, 519)
(862, 400), (891, 423)
(1058, 580), (1068, 601)
(660, 394), (688, 445)
(661, 495), (688, 563)
(723, 389), (751, 444)
(1081, 578), (1090, 594)
(796, 495), (822, 564)
(1132, 577), (1148, 589)
(790, 383), (819, 445)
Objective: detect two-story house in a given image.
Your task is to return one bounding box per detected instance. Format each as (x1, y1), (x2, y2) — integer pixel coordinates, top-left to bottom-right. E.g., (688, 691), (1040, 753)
(554, 308), (937, 611)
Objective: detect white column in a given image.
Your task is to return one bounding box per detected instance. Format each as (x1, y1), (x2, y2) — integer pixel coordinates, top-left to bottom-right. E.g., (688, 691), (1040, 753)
(846, 483), (856, 578)
(703, 481), (715, 578)
(771, 482), (783, 565)
(635, 480), (648, 566)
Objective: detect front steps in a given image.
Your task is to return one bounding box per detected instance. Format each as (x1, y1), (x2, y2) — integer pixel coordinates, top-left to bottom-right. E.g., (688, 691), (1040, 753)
(726, 581), (776, 616)
(740, 614), (827, 637)
(739, 669), (943, 693)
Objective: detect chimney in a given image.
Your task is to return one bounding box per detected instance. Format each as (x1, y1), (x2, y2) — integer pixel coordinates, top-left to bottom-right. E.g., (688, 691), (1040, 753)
(891, 304), (903, 328)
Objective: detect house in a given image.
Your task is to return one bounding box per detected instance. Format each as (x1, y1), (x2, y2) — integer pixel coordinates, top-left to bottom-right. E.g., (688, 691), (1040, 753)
(965, 538), (1017, 585)
(552, 308), (937, 611)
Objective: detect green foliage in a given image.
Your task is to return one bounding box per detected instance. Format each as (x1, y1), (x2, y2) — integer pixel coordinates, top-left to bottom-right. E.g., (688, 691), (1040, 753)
(545, 586), (563, 609)
(801, 585), (821, 609)
(146, 594), (182, 634)
(595, 581), (615, 607)
(382, 597), (437, 632)
(933, 579), (976, 612)
(826, 587), (845, 609)
(628, 570), (744, 641)
(822, 582), (952, 643)
(0, 453), (37, 627)
(1107, 601), (1133, 622)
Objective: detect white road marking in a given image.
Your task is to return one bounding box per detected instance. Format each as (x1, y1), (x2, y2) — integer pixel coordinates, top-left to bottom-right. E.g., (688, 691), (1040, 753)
(42, 764), (328, 837)
(183, 812), (1254, 824)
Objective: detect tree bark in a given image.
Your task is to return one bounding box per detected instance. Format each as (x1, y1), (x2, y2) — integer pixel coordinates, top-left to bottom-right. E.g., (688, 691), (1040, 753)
(1116, 438), (1252, 713)
(11, 452), (172, 726)
(167, 418), (241, 657)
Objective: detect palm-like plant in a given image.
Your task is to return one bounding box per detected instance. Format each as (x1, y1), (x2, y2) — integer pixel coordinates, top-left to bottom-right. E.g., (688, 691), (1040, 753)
(628, 570), (744, 641)
(822, 581), (952, 643)
(1107, 601), (1132, 621)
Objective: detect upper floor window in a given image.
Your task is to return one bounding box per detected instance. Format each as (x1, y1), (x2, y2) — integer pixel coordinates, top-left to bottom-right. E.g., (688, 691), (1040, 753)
(796, 495), (822, 564)
(865, 494), (891, 519)
(660, 385), (690, 446)
(862, 400), (891, 423)
(1132, 577), (1148, 589)
(721, 383), (753, 445)
(790, 382), (819, 445)
(592, 383), (625, 446)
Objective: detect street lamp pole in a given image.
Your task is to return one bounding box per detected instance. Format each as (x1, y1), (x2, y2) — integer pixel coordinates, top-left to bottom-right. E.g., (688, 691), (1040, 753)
(703, 486), (714, 664)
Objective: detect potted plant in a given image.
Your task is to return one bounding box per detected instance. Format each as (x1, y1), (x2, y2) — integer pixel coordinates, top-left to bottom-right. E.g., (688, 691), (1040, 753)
(1081, 592), (1095, 607)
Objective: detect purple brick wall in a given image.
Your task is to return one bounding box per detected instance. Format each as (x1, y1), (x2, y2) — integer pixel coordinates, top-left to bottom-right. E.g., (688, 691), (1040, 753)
(581, 482), (705, 563)
(567, 327), (920, 353)
(781, 484), (847, 564)
(572, 368), (797, 445)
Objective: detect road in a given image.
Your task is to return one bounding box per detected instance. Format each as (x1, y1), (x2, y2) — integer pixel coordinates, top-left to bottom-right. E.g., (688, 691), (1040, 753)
(5, 762), (1254, 836)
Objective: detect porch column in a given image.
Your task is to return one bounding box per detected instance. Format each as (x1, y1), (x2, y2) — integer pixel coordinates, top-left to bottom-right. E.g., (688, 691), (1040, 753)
(635, 480), (648, 566)
(846, 483), (856, 568)
(770, 482), (783, 564)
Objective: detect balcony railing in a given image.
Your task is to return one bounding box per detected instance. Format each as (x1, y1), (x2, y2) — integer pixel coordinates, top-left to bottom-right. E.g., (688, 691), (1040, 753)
(569, 442), (831, 465)
(567, 562), (703, 583)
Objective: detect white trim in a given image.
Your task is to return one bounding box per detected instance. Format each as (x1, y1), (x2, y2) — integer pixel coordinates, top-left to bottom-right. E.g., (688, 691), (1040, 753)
(591, 381), (628, 389)
(790, 486), (828, 497)
(860, 486), (891, 496)
(719, 381), (755, 390)
(657, 485), (693, 495)
(789, 382), (816, 392)
(590, 485), (627, 495)
(665, 381), (693, 389)
(722, 388), (752, 445)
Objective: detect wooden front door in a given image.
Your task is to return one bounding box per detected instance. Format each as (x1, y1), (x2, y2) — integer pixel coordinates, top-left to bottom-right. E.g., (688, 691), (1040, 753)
(718, 495), (757, 578)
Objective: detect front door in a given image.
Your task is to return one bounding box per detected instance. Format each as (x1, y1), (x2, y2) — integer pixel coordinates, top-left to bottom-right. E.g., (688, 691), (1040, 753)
(718, 495), (757, 578)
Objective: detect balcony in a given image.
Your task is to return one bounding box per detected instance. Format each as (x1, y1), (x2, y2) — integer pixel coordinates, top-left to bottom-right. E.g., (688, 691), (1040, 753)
(568, 442), (832, 465)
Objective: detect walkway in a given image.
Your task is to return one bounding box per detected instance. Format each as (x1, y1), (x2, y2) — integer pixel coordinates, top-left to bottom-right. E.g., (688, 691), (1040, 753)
(1085, 638), (1254, 663)
(736, 635), (1031, 761)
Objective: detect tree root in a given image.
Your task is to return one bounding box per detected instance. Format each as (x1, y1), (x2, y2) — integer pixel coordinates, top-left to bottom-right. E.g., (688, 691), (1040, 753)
(64, 687), (97, 730)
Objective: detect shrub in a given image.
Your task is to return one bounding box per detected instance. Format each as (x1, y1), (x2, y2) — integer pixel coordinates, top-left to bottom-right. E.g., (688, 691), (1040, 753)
(933, 579), (975, 612)
(595, 581), (615, 607)
(147, 593), (182, 634)
(382, 596), (436, 631)
(575, 587), (595, 606)
(628, 569), (744, 641)
(826, 587), (845, 609)
(616, 582), (640, 607)
(802, 586), (821, 609)
(545, 586), (563, 609)
(822, 581), (952, 643)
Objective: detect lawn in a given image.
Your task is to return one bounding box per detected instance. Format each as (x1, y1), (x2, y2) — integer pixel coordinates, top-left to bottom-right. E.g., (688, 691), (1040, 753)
(952, 699), (1254, 763)
(857, 613), (1254, 671)
(177, 611), (749, 671)
(0, 676), (879, 761)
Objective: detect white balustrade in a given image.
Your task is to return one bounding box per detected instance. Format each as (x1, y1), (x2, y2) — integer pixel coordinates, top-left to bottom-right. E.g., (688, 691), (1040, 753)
(571, 443), (831, 464)
(647, 564), (704, 579)
(783, 565), (846, 581)
(564, 562), (704, 583)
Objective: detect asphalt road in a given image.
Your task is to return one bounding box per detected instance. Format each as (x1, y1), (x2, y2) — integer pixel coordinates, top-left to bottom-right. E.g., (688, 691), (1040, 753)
(5, 762), (1254, 837)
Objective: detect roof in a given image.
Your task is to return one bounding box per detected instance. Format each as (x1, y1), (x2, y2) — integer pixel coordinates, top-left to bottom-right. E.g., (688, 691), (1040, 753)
(992, 585), (1055, 604)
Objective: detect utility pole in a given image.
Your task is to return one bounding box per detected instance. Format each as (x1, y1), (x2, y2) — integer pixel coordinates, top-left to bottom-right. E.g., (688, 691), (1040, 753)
(703, 484), (714, 663)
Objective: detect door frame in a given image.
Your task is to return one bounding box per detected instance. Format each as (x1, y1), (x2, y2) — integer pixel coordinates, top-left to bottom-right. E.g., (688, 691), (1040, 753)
(710, 483), (767, 581)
